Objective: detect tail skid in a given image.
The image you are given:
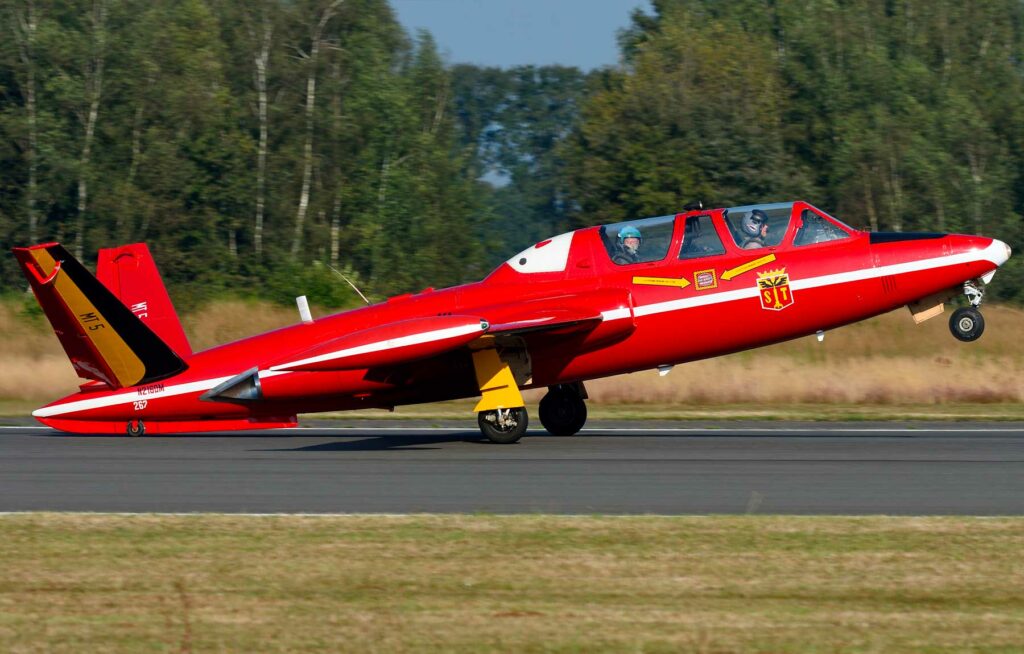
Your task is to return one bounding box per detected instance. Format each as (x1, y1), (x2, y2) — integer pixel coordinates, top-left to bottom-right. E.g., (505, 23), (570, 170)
(13, 242), (188, 389)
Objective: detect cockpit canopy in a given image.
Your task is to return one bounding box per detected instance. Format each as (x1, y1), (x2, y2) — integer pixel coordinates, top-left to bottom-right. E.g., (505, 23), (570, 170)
(599, 214), (676, 265)
(496, 201), (858, 276)
(598, 201), (855, 265)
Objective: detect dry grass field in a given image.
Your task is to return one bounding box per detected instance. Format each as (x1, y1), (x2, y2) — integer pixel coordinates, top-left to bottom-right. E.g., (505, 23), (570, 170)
(2, 297), (1022, 415)
(1, 514), (1022, 653)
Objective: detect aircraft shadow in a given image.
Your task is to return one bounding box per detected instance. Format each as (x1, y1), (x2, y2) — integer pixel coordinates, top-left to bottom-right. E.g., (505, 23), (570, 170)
(261, 431), (486, 451)
(37, 430), (310, 439)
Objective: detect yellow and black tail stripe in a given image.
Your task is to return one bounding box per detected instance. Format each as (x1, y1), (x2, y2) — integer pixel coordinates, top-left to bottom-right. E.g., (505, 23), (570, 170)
(23, 244), (186, 388)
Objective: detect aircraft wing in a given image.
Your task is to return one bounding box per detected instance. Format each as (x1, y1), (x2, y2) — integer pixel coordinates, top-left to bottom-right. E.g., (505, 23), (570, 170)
(268, 315), (489, 372)
(479, 288), (635, 341)
(487, 308), (602, 335)
(266, 289), (634, 374)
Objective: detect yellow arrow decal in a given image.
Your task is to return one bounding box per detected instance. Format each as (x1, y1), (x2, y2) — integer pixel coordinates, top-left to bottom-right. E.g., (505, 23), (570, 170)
(721, 254), (777, 281)
(632, 276), (691, 289)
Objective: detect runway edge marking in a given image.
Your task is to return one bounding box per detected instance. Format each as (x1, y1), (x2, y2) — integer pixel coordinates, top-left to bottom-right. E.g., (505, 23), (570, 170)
(2, 425), (1023, 433)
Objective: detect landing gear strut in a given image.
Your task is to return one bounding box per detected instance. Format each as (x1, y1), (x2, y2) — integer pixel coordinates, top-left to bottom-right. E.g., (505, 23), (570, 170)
(539, 383), (588, 436)
(478, 408), (528, 444)
(949, 280), (986, 342)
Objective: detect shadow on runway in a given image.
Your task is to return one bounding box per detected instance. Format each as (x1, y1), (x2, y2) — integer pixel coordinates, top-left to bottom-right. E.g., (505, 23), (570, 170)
(261, 431), (486, 451)
(37, 430), (308, 439)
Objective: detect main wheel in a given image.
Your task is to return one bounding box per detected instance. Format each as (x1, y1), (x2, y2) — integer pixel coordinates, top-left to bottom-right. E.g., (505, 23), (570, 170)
(539, 387), (588, 436)
(478, 407), (528, 444)
(949, 307), (985, 342)
(126, 419), (146, 437)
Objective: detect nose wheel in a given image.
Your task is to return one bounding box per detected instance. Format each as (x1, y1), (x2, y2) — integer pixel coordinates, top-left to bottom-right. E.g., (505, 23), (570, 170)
(478, 408), (528, 444)
(949, 307), (985, 342)
(949, 280), (986, 342)
(539, 384), (588, 436)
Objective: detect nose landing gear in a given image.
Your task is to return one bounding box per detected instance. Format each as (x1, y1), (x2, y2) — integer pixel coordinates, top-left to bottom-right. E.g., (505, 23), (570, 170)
(949, 280), (986, 342)
(538, 383), (588, 436)
(950, 307), (985, 342)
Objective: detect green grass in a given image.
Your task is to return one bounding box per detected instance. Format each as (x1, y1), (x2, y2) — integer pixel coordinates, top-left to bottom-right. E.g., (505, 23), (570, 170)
(1, 514), (1023, 652)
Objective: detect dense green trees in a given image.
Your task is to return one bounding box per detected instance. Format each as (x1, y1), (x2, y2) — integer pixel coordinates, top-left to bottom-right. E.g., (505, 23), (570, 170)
(563, 0), (1024, 299)
(1, 0), (484, 305)
(1, 0), (1022, 305)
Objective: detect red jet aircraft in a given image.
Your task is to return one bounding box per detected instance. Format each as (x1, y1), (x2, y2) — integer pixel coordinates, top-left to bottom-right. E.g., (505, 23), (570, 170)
(13, 200), (1012, 443)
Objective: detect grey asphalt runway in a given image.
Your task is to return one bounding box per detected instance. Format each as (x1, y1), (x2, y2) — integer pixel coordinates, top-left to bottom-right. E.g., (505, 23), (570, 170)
(1, 420), (1023, 515)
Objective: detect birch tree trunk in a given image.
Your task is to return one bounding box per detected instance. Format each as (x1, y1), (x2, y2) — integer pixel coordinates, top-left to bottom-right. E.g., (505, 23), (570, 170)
(127, 102), (144, 184)
(885, 152), (903, 233)
(13, 1), (39, 243)
(290, 0), (344, 260)
(252, 18), (272, 258)
(966, 145), (985, 234)
(330, 194), (341, 266)
(75, 0), (107, 259)
(329, 60), (343, 267)
(862, 174), (879, 232)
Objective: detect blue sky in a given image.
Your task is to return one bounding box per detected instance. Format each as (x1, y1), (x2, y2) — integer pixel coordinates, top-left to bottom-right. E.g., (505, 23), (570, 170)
(391, 0), (652, 70)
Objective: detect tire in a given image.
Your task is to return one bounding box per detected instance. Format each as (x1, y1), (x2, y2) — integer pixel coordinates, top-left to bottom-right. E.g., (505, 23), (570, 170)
(949, 307), (985, 342)
(126, 420), (146, 437)
(478, 408), (528, 444)
(539, 387), (588, 436)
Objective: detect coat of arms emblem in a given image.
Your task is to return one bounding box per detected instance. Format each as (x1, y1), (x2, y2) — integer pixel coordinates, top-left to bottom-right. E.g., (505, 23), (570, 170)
(757, 268), (794, 311)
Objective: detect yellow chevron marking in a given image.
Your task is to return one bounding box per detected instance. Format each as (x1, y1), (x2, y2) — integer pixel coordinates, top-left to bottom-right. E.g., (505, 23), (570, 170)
(30, 248), (145, 387)
(632, 276), (691, 289)
(470, 345), (525, 412)
(721, 254), (777, 281)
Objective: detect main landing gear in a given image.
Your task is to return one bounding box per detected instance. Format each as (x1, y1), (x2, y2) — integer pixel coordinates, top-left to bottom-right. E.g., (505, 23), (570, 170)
(538, 383), (588, 436)
(471, 338), (529, 444)
(949, 280), (986, 342)
(478, 408), (528, 444)
(469, 337), (590, 444)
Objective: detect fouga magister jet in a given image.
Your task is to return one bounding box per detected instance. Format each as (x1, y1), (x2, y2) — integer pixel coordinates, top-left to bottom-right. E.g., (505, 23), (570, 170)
(13, 200), (1012, 443)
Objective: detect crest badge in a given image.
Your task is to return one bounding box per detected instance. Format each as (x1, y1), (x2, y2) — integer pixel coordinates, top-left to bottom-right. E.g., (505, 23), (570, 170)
(694, 269), (718, 291)
(757, 268), (794, 311)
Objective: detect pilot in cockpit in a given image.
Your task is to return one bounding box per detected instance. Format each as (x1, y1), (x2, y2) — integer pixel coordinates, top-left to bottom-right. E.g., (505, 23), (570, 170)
(613, 226), (642, 264)
(740, 209), (770, 249)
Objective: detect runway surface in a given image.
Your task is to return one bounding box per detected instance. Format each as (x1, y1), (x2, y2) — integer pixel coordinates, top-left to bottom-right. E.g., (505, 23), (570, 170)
(1, 420), (1023, 515)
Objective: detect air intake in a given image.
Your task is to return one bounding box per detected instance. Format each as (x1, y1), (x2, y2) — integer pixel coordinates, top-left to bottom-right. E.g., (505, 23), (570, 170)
(200, 368), (262, 403)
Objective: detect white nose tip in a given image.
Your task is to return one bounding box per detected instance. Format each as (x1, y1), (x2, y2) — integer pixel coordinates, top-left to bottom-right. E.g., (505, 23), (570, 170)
(991, 239), (1011, 267)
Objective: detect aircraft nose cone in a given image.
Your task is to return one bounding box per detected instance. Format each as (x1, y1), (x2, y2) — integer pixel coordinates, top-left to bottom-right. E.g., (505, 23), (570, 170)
(991, 239), (1012, 266)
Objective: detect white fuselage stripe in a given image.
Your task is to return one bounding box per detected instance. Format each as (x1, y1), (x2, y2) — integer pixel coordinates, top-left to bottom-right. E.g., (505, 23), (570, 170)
(36, 242), (1005, 419)
(269, 323), (484, 371)
(602, 241), (1005, 321)
(33, 377), (236, 418)
(33, 324), (484, 418)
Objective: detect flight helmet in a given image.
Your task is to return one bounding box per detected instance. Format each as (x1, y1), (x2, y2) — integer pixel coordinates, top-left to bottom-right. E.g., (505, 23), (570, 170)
(741, 209), (768, 237)
(618, 226), (642, 253)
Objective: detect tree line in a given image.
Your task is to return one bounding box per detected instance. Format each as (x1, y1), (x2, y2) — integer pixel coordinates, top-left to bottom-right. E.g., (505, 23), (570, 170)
(1, 0), (1021, 307)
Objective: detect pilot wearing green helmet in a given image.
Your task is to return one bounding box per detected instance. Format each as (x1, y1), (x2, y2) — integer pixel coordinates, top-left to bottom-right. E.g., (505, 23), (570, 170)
(613, 225), (642, 264)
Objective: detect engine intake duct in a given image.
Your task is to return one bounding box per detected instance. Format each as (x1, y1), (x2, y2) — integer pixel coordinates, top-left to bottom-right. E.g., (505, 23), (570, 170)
(200, 368), (262, 403)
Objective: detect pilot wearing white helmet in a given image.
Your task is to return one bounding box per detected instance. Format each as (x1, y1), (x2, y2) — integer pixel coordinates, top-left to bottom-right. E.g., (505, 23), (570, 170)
(741, 209), (769, 249)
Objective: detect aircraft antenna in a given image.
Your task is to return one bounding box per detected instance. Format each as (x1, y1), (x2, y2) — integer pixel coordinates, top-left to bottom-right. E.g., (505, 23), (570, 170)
(327, 264), (371, 305)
